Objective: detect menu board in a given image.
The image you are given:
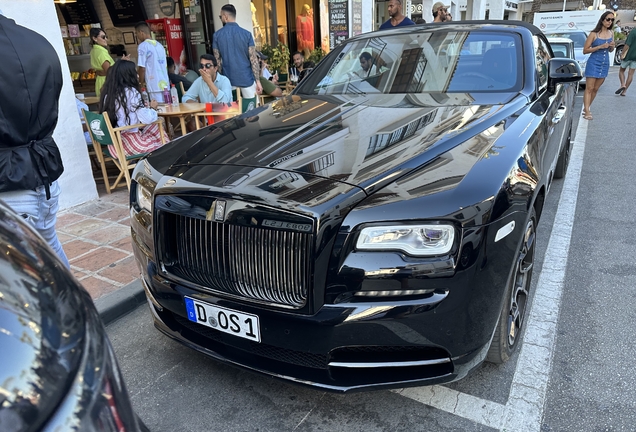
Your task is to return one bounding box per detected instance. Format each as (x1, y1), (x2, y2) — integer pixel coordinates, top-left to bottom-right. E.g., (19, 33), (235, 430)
(103, 0), (148, 27)
(57, 0), (99, 26)
(328, 0), (349, 50)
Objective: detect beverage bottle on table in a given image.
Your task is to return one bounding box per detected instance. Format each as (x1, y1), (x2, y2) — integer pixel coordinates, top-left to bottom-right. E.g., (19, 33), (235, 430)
(141, 88), (150, 107)
(163, 86), (170, 104)
(170, 84), (179, 106)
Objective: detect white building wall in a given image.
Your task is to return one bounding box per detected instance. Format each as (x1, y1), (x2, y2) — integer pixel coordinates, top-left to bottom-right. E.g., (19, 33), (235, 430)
(0, 0), (98, 209)
(211, 0), (252, 38)
(362, 0), (374, 33)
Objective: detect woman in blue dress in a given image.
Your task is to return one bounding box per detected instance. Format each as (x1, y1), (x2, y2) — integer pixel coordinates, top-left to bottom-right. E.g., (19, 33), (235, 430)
(582, 11), (616, 120)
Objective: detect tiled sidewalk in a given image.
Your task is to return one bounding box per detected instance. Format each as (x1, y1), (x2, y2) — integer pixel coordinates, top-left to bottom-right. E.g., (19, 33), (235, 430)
(57, 186), (138, 300)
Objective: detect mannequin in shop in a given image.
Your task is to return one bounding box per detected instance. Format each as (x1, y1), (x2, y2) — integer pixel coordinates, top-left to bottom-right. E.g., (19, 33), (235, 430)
(251, 2), (263, 51)
(296, 4), (314, 57)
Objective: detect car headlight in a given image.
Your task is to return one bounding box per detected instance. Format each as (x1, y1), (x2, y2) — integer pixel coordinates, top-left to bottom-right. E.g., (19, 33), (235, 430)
(356, 224), (455, 256)
(136, 182), (153, 213)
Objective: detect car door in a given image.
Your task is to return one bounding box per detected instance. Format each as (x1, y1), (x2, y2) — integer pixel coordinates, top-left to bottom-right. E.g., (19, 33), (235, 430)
(532, 35), (569, 182)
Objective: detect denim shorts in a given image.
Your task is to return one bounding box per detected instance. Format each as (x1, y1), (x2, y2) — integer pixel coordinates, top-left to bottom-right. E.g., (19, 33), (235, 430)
(621, 59), (636, 70)
(0, 181), (69, 267)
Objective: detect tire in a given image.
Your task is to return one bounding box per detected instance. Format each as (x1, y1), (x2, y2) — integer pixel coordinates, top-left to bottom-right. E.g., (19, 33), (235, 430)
(615, 45), (624, 66)
(554, 126), (572, 179)
(486, 208), (536, 364)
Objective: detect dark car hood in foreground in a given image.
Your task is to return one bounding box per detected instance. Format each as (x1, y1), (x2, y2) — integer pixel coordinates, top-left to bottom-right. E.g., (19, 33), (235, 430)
(148, 93), (527, 195)
(0, 203), (84, 431)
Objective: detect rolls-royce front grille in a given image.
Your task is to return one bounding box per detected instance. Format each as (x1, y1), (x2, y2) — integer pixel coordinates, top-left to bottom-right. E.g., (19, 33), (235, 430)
(162, 213), (312, 308)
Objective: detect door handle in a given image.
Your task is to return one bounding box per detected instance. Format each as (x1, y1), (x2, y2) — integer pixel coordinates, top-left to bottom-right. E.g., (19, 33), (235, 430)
(552, 106), (567, 124)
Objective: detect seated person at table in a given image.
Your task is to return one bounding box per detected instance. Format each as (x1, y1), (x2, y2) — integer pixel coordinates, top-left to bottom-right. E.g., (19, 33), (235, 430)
(258, 53), (283, 98)
(75, 98), (92, 144)
(182, 54), (232, 104)
(167, 56), (192, 92)
(289, 51), (305, 83)
(99, 60), (168, 159)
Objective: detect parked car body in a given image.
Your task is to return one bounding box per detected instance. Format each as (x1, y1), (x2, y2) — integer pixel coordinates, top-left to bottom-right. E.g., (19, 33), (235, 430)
(130, 21), (581, 392)
(0, 201), (147, 431)
(547, 36), (576, 59)
(545, 30), (589, 85)
(548, 36), (579, 92)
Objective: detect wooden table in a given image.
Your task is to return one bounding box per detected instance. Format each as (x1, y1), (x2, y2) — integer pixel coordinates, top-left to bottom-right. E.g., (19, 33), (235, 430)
(156, 103), (207, 136)
(83, 96), (100, 105)
(77, 96), (100, 106)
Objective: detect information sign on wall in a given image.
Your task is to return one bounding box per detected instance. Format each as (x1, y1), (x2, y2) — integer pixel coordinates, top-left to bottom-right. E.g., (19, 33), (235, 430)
(328, 0), (349, 50)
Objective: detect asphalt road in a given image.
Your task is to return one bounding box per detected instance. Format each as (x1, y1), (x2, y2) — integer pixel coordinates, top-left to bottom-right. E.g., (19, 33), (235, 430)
(107, 72), (636, 431)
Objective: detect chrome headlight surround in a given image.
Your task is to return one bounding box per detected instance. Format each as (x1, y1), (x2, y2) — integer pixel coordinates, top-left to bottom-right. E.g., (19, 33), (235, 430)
(134, 175), (157, 214)
(356, 223), (456, 257)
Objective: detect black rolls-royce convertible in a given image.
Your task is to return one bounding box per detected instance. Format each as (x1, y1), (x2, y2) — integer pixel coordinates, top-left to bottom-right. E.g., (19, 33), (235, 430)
(130, 21), (581, 392)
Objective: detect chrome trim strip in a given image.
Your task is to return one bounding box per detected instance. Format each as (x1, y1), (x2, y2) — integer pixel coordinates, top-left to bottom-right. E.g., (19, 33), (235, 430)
(328, 358), (451, 368)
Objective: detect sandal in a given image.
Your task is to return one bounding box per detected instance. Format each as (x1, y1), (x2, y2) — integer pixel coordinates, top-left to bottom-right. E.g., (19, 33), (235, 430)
(583, 114), (593, 120)
(620, 92), (627, 96)
(616, 86), (626, 95)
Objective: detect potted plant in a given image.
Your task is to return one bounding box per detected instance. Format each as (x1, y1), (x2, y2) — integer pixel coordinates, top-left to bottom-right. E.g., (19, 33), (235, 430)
(261, 43), (290, 82)
(307, 47), (326, 66)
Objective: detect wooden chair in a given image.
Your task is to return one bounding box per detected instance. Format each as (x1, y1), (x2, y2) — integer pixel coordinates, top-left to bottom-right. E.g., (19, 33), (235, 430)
(82, 110), (166, 192)
(232, 87), (243, 111)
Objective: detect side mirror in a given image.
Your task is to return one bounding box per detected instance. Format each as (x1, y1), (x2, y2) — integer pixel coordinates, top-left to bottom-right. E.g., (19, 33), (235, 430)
(547, 58), (582, 93)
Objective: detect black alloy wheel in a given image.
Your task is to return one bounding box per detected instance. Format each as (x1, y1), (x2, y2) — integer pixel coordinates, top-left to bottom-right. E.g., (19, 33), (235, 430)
(615, 45), (624, 66)
(487, 208), (536, 364)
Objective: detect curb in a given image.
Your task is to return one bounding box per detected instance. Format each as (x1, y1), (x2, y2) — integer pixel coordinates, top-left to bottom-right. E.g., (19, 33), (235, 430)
(95, 279), (146, 326)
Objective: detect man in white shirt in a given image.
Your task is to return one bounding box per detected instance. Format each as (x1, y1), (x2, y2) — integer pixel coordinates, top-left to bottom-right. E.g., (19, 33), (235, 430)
(135, 21), (169, 100)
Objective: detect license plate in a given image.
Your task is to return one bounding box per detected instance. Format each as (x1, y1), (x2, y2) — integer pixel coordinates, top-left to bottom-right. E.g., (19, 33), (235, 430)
(184, 297), (261, 343)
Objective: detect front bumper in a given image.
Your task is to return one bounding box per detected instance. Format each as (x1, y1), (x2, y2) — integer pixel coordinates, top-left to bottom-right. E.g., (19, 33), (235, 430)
(137, 259), (500, 393)
(132, 197), (526, 392)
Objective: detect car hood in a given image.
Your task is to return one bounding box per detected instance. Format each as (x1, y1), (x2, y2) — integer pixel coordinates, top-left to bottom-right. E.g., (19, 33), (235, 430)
(148, 93), (526, 199)
(0, 203), (85, 431)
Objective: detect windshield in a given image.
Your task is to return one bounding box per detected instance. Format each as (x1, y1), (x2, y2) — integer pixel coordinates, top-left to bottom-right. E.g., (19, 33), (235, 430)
(546, 32), (587, 48)
(549, 42), (570, 58)
(296, 30), (523, 95)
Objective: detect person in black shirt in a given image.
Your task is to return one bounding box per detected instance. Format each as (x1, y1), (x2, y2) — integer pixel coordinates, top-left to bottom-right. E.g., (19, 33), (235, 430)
(0, 12), (69, 266)
(167, 56), (192, 91)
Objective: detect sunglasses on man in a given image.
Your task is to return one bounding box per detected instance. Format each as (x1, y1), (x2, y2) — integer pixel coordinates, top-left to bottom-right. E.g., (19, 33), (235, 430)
(200, 63), (215, 69)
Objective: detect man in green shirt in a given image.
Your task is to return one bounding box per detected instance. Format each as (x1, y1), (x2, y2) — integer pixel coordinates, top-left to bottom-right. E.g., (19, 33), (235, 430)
(616, 30), (636, 96)
(258, 52), (283, 98)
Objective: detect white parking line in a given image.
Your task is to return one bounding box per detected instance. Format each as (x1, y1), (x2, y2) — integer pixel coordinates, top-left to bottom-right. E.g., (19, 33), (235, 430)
(394, 114), (588, 431)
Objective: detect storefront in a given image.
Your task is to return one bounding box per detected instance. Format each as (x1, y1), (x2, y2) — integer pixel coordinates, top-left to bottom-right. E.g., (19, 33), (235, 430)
(251, 0), (319, 55)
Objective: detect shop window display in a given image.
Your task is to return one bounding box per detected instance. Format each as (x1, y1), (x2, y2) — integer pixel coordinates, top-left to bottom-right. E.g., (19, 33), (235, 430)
(296, 3), (314, 57)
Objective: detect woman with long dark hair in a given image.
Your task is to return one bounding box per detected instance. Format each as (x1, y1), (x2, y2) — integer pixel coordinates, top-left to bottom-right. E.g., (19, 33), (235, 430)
(582, 10), (616, 120)
(99, 60), (168, 158)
